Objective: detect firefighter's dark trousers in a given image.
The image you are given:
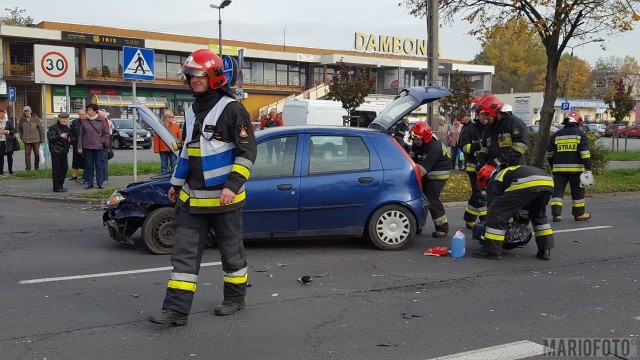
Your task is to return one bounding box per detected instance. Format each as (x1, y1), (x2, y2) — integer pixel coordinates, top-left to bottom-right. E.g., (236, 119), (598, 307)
(464, 171), (487, 223)
(550, 173), (586, 217)
(483, 190), (554, 255)
(162, 207), (247, 315)
(423, 178), (449, 233)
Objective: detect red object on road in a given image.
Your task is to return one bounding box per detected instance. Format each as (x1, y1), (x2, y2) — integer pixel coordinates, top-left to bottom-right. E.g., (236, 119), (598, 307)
(424, 247), (449, 256)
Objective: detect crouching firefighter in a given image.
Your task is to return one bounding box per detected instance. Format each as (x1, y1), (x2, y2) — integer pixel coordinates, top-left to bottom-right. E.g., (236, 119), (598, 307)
(148, 49), (257, 326)
(472, 164), (555, 261)
(409, 122), (453, 238)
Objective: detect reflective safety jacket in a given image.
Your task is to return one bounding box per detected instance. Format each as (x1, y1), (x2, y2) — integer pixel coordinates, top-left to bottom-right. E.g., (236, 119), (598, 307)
(477, 113), (529, 168)
(546, 123), (591, 173)
(171, 95), (257, 214)
(410, 137), (453, 180)
(459, 119), (486, 173)
(487, 165), (554, 204)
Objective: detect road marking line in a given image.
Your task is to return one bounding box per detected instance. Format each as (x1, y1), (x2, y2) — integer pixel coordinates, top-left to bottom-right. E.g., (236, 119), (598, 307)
(428, 340), (544, 360)
(19, 261), (222, 284)
(635, 316), (640, 321)
(554, 225), (612, 233)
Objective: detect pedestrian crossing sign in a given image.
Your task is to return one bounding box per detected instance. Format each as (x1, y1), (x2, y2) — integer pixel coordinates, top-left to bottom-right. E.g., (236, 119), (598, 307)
(123, 46), (155, 81)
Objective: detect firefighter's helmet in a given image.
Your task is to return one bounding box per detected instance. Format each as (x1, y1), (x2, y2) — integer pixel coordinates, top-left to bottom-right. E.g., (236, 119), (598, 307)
(476, 94), (504, 116)
(179, 49), (227, 90)
(564, 111), (583, 126)
(477, 164), (496, 188)
(411, 121), (433, 143)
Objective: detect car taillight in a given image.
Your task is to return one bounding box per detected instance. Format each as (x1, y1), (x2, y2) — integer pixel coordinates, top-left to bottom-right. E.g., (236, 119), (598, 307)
(392, 137), (422, 189)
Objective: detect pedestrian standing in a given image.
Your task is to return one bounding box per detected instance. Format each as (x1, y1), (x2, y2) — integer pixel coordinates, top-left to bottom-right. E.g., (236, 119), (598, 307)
(18, 106), (44, 171)
(0, 108), (17, 175)
(77, 103), (110, 189)
(435, 116), (449, 147)
(99, 111), (112, 184)
(153, 111), (182, 174)
(69, 110), (87, 182)
(47, 112), (71, 192)
(449, 116), (463, 170)
(148, 49), (257, 327)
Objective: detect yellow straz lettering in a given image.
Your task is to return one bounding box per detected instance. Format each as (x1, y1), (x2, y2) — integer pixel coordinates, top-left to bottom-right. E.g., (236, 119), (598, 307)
(556, 143), (577, 152)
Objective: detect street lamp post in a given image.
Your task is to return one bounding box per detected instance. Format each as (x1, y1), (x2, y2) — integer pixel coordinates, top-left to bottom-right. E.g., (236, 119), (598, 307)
(210, 0), (232, 57)
(562, 38), (605, 101)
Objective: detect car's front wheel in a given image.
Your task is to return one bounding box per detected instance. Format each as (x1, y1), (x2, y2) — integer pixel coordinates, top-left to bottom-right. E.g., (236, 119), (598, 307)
(366, 204), (416, 250)
(112, 138), (122, 149)
(141, 207), (176, 255)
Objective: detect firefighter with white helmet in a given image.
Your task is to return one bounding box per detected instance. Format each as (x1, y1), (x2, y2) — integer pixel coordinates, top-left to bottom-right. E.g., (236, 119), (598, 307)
(149, 49), (257, 326)
(409, 121), (454, 238)
(546, 110), (592, 222)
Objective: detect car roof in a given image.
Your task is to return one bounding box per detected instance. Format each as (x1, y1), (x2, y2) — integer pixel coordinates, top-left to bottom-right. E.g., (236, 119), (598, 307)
(254, 125), (383, 140)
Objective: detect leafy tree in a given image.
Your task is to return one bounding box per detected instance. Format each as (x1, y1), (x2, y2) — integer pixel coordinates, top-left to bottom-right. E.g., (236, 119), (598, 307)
(325, 59), (376, 124)
(593, 56), (640, 97)
(534, 53), (593, 99)
(0, 7), (34, 26)
(473, 18), (546, 93)
(440, 70), (474, 119)
(603, 78), (635, 123)
(402, 0), (640, 168)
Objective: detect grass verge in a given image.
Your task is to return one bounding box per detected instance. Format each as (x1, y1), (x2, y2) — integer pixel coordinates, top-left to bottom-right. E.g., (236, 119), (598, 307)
(605, 151), (640, 161)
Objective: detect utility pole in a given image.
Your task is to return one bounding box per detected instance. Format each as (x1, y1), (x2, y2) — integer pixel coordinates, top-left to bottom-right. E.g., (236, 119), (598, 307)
(426, 0), (439, 128)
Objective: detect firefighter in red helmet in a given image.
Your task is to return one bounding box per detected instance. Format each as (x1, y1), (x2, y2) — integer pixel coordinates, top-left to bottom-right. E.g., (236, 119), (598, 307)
(474, 164), (555, 261)
(409, 121), (454, 238)
(458, 109), (489, 229)
(475, 94), (530, 170)
(149, 49), (257, 326)
(546, 110), (592, 222)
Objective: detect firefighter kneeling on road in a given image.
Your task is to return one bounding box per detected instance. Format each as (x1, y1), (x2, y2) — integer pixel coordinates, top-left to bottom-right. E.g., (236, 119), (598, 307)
(409, 122), (453, 238)
(148, 49), (257, 326)
(546, 111), (592, 222)
(473, 164), (555, 261)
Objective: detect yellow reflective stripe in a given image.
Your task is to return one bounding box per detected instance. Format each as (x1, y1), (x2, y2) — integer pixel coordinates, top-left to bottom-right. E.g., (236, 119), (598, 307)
(464, 144), (471, 153)
(168, 279), (197, 292)
(478, 209), (487, 216)
(572, 202), (585, 208)
(512, 144), (527, 154)
(426, 174), (450, 180)
(223, 273), (248, 284)
(187, 147), (202, 157)
(231, 163), (251, 180)
(550, 201), (563, 206)
(465, 165), (476, 172)
(485, 232), (505, 241)
(535, 228), (553, 237)
(465, 207), (479, 216)
(580, 154), (591, 159)
(186, 191), (247, 207)
(506, 179), (554, 192)
(552, 167), (584, 173)
(555, 139), (580, 144)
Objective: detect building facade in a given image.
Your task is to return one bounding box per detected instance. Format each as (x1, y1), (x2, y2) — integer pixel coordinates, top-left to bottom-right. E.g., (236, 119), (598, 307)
(1, 22), (494, 122)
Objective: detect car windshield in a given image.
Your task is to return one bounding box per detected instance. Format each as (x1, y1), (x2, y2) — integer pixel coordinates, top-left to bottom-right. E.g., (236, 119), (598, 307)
(112, 119), (143, 129)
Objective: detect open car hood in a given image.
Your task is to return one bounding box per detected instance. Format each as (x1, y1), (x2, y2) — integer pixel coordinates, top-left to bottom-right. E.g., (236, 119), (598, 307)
(130, 104), (181, 157)
(368, 86), (452, 133)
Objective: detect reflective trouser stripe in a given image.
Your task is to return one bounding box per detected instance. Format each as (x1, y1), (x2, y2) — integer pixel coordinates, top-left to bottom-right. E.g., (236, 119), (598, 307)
(550, 197), (563, 206)
(434, 215), (448, 226)
(224, 273), (248, 284)
(572, 199), (585, 207)
(485, 226), (505, 241)
(168, 279), (197, 292)
(534, 224), (553, 237)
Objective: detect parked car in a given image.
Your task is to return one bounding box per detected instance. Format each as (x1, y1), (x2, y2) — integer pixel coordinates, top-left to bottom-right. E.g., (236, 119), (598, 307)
(527, 125), (539, 133)
(604, 125), (627, 138)
(102, 88), (451, 254)
(626, 125), (640, 138)
(581, 124), (603, 138)
(110, 118), (152, 149)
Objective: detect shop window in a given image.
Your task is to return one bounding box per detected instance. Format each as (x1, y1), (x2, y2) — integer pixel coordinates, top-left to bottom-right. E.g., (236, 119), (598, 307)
(155, 53), (167, 79)
(86, 48), (102, 74)
(251, 62), (264, 83)
(264, 63), (276, 85)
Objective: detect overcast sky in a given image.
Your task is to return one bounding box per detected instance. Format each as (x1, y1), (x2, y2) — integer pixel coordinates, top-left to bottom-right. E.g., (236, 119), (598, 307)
(12, 0), (640, 65)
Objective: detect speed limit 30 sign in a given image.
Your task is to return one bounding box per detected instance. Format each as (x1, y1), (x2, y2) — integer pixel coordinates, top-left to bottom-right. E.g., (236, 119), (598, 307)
(34, 45), (76, 85)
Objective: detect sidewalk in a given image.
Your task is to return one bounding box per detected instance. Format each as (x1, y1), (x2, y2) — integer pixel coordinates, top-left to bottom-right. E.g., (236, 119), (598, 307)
(1, 161), (638, 204)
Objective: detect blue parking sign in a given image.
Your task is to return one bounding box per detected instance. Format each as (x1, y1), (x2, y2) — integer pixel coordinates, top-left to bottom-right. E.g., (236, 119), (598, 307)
(8, 87), (16, 102)
(561, 102), (570, 111)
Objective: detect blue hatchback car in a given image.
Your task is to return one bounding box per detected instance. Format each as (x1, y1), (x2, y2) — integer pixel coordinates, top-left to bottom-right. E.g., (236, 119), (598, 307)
(102, 86), (451, 254)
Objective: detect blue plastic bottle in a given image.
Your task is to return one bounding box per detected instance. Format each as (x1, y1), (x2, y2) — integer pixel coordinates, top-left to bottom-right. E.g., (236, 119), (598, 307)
(450, 230), (466, 258)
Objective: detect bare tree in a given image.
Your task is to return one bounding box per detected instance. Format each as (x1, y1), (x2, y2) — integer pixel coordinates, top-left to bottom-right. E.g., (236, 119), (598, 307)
(0, 7), (34, 26)
(402, 0), (640, 168)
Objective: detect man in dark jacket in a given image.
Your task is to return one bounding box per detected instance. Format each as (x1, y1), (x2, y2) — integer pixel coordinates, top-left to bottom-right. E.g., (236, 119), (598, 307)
(47, 112), (71, 192)
(473, 164), (555, 261)
(68, 110), (87, 182)
(546, 111), (592, 222)
(148, 49), (257, 327)
(409, 121), (453, 238)
(459, 111), (489, 229)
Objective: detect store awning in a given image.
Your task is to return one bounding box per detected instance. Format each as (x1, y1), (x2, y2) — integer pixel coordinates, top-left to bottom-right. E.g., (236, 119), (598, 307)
(92, 95), (168, 108)
(596, 108), (607, 114)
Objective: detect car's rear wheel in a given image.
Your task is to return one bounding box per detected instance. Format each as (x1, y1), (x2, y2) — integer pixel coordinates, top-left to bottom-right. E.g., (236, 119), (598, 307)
(366, 204), (416, 250)
(141, 207), (176, 255)
(112, 138), (122, 149)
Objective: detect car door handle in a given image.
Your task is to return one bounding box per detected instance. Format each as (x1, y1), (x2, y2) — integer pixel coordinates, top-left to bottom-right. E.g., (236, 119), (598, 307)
(358, 177), (373, 184)
(277, 184), (293, 191)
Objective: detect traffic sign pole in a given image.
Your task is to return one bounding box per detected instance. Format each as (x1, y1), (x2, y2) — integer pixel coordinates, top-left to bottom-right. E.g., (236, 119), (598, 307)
(132, 81), (138, 182)
(41, 84), (48, 170)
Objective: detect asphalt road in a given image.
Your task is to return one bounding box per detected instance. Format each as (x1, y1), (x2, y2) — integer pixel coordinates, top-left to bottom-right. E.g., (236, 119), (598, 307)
(1, 193), (638, 359)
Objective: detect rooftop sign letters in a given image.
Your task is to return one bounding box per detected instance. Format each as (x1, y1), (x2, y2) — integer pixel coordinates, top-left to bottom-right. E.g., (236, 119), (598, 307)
(354, 32), (427, 57)
(61, 31), (144, 47)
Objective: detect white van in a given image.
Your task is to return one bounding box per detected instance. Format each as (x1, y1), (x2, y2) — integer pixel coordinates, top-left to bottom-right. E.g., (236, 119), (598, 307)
(282, 99), (385, 128)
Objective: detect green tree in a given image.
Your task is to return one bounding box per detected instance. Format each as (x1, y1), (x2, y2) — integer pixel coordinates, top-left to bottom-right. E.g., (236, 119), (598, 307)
(603, 78), (635, 123)
(325, 59), (376, 125)
(402, 0), (640, 168)
(535, 53), (593, 99)
(0, 7), (34, 26)
(439, 70), (474, 119)
(473, 18), (546, 93)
